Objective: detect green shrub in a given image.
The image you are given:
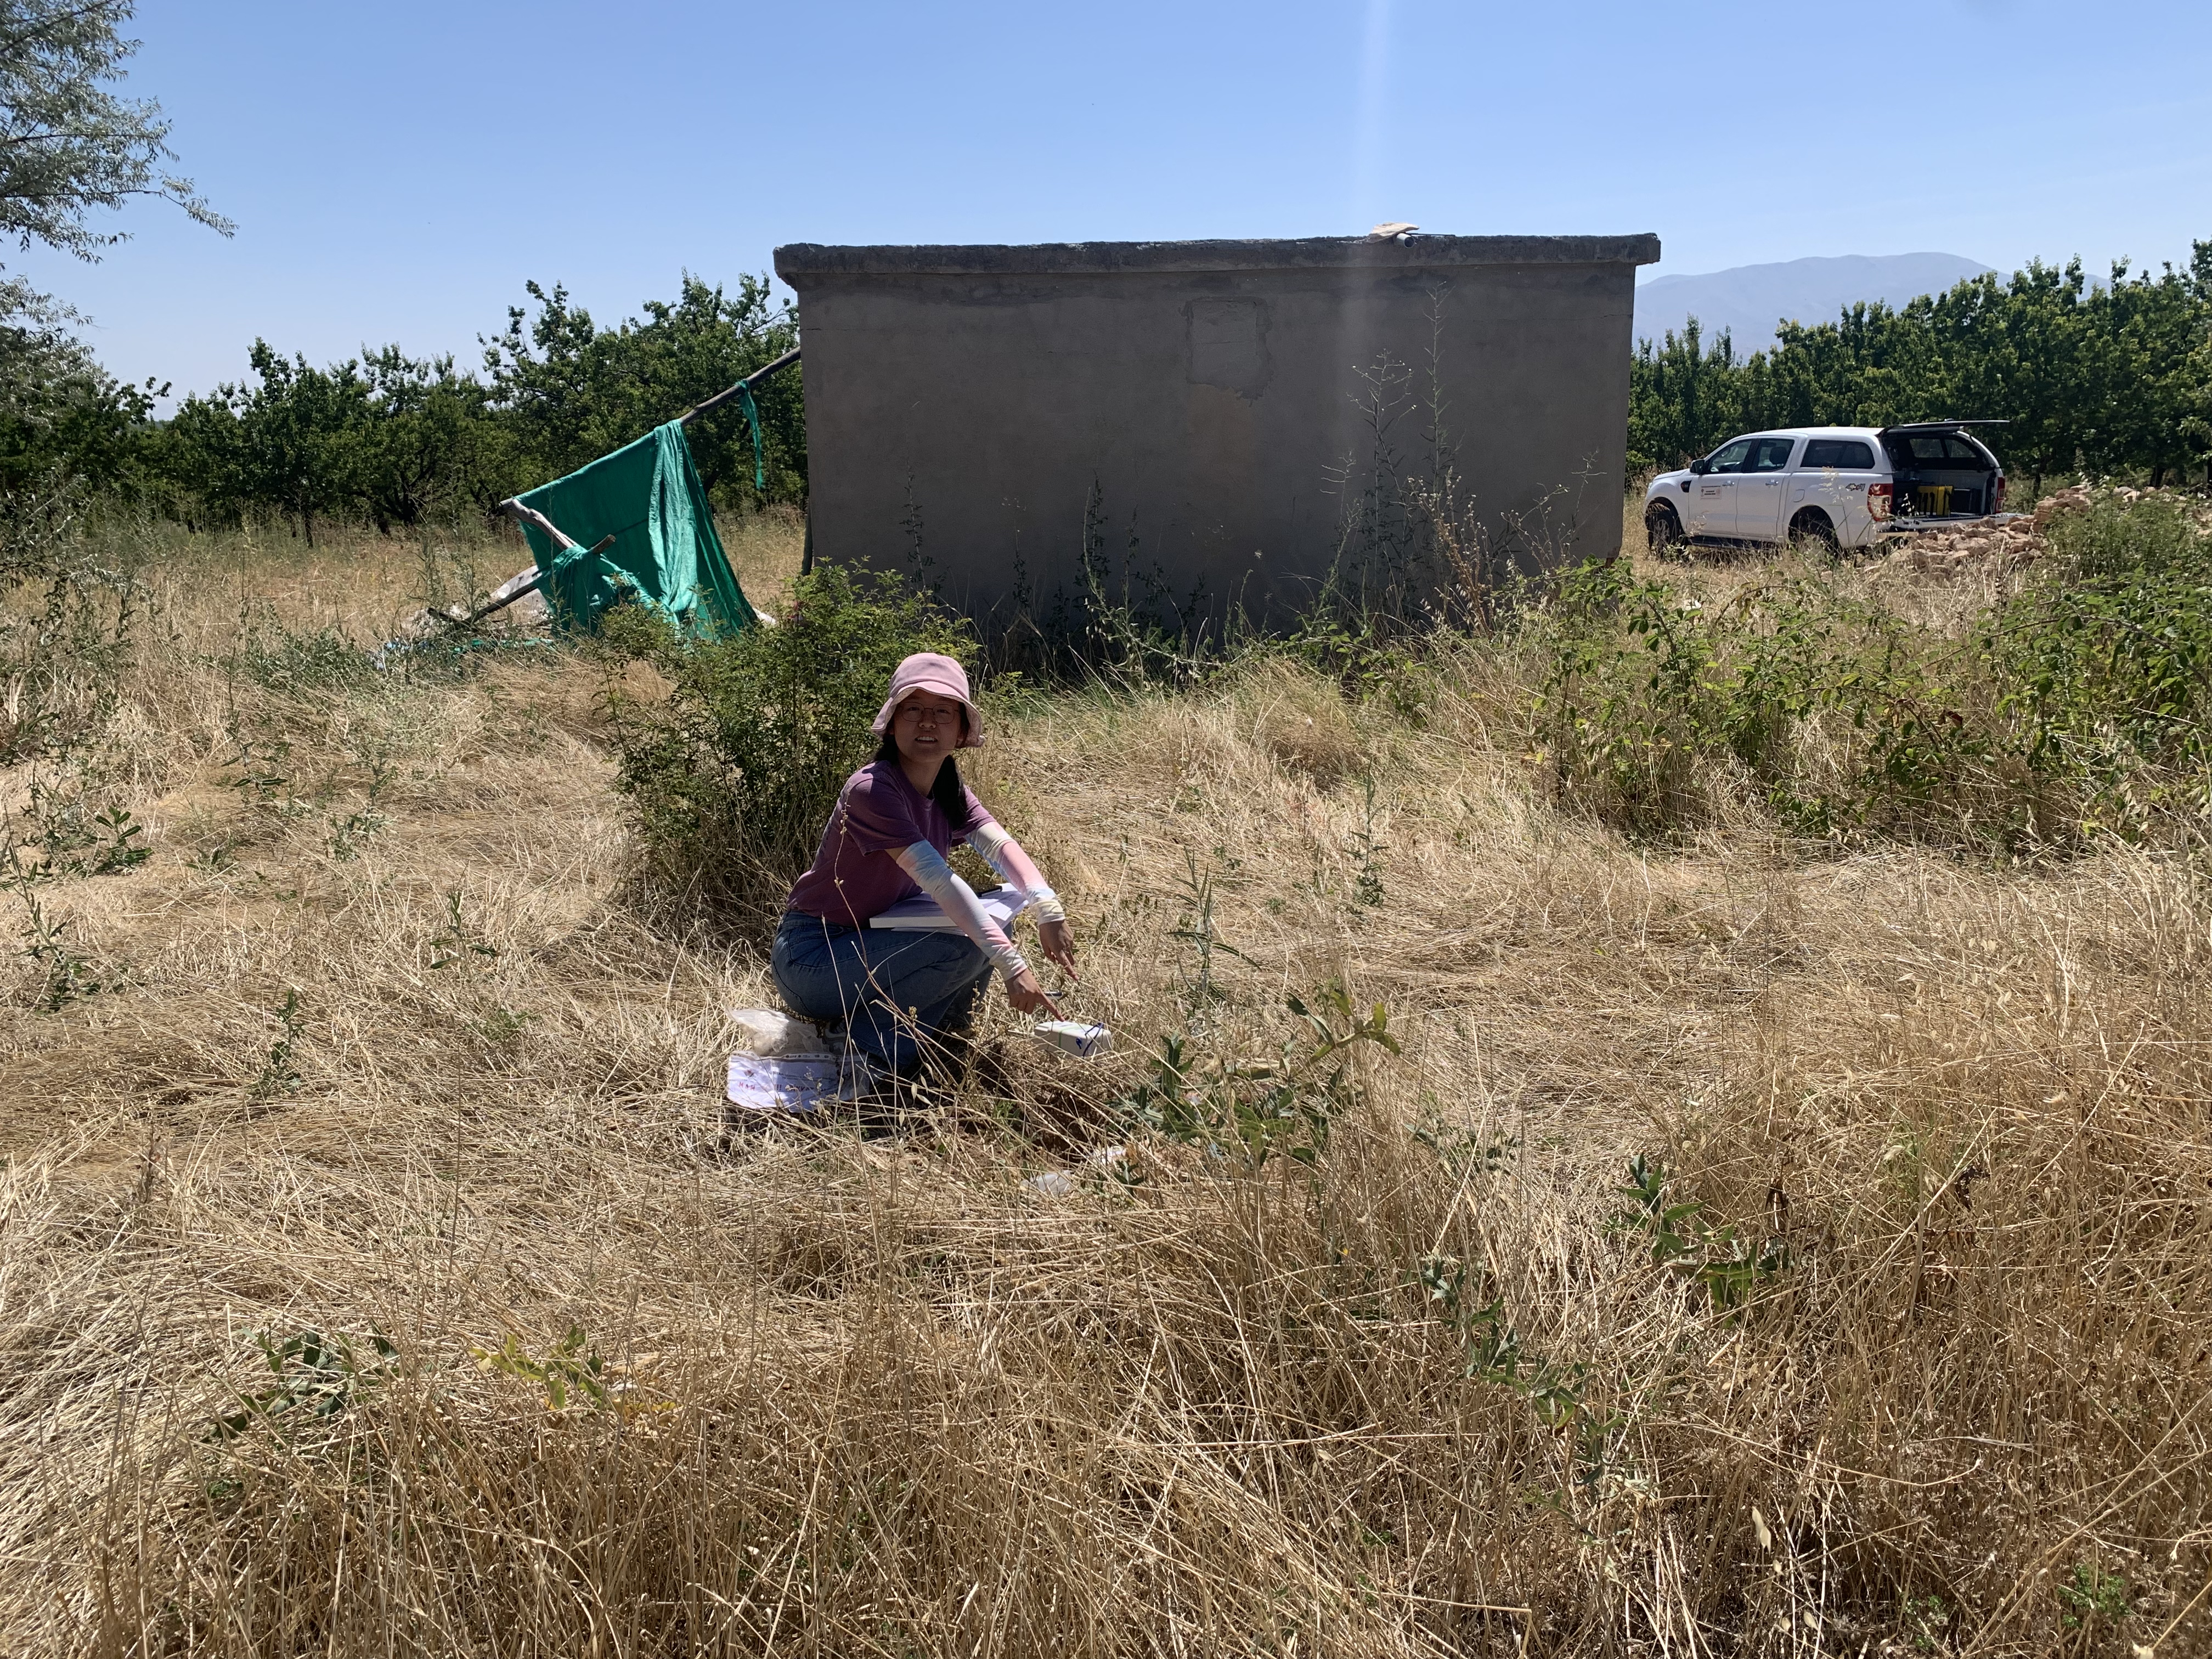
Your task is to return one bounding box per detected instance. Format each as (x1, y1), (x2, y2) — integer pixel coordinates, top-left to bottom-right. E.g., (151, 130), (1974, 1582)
(1532, 492), (2212, 853)
(0, 478), (142, 762)
(1990, 491), (2212, 837)
(238, 620), (375, 693)
(603, 565), (971, 919)
(1533, 557), (2031, 846)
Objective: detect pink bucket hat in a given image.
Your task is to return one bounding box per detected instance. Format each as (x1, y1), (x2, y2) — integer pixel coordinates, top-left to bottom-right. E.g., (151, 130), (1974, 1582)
(872, 652), (984, 748)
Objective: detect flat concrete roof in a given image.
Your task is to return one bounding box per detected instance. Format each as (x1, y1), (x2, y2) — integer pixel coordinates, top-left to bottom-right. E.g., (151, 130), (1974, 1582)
(774, 234), (1662, 278)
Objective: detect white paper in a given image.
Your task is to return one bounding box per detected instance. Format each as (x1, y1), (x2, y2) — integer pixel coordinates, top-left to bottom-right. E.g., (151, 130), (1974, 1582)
(725, 1053), (842, 1114)
(866, 884), (1030, 931)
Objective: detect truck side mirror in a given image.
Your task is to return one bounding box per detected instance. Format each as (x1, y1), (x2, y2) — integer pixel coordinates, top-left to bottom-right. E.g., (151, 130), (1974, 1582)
(1689, 458), (1710, 476)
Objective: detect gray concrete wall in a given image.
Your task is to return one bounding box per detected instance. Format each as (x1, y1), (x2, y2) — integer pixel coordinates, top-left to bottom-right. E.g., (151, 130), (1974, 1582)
(774, 235), (1660, 629)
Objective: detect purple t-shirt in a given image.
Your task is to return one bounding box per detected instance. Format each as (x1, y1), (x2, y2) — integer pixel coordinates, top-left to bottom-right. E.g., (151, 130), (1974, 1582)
(785, 760), (997, 926)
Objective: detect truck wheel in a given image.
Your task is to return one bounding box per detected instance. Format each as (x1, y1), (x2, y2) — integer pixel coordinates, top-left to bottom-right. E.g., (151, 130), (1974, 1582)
(1789, 508), (1837, 553)
(1645, 503), (1684, 560)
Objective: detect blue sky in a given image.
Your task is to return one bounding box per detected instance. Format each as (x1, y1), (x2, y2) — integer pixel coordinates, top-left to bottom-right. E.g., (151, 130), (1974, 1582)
(19, 0), (2212, 402)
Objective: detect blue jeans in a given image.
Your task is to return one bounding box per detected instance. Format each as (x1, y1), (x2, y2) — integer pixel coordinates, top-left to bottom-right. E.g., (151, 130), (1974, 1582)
(771, 911), (994, 1072)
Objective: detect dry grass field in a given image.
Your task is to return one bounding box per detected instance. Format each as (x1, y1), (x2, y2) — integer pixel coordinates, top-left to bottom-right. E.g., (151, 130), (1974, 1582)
(2, 507), (2207, 1657)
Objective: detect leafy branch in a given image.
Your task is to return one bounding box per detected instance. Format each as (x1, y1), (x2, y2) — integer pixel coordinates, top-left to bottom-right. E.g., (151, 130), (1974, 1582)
(1116, 980), (1398, 1170)
(207, 1328), (398, 1441)
(1606, 1153), (1789, 1313)
(1417, 1252), (1623, 1495)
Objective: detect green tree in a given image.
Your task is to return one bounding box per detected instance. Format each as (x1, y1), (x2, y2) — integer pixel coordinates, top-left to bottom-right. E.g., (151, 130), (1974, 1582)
(161, 346), (521, 534)
(0, 296), (159, 490)
(1973, 261), (2086, 492)
(2180, 244), (2212, 489)
(2078, 258), (2204, 486)
(0, 0), (227, 276)
(1771, 296), (1944, 426)
(1626, 318), (1748, 472)
(1629, 249), (2212, 498)
(170, 343), (373, 543)
(484, 274), (804, 508)
(355, 347), (514, 529)
(0, 1), (225, 501)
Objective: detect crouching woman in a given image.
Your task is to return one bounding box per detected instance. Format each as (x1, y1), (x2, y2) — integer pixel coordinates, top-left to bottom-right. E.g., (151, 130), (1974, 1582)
(771, 653), (1076, 1080)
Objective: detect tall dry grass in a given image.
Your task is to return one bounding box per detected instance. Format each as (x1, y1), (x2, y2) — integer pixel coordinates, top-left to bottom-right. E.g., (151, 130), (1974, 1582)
(1, 517), (2207, 1657)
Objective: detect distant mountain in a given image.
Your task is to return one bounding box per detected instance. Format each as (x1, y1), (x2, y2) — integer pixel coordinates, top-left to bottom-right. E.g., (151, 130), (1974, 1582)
(1633, 253), (1996, 352)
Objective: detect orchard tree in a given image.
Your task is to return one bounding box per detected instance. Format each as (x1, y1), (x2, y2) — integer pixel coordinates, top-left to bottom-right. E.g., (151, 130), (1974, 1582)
(1625, 318), (1746, 472)
(356, 347), (514, 529)
(1629, 252), (2212, 498)
(171, 343), (371, 544)
(2180, 242), (2212, 490)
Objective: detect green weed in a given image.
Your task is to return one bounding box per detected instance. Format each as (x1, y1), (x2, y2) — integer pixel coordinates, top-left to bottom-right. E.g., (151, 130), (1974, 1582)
(1165, 853), (1252, 1011)
(1348, 776), (1386, 907)
(477, 1005), (534, 1048)
(1116, 981), (1398, 1171)
(188, 838), (236, 873)
(1902, 1591), (1954, 1652)
(471, 1326), (608, 1412)
(206, 1329), (399, 1442)
(239, 622), (374, 693)
(427, 890), (498, 969)
(7, 764), (151, 880)
(1409, 1113), (1515, 1176)
(250, 990), (304, 1099)
(1533, 492), (2212, 853)
(1415, 1251), (1624, 1497)
(2056, 1560), (2131, 1629)
(15, 884), (106, 1010)
(0, 478), (142, 764)
(1607, 1154), (1789, 1313)
(1993, 492), (2212, 836)
(222, 737), (294, 805)
(325, 761), (393, 860)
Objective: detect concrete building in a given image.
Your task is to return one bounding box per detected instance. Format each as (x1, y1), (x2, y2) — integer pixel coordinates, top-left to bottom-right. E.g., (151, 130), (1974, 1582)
(774, 234), (1660, 631)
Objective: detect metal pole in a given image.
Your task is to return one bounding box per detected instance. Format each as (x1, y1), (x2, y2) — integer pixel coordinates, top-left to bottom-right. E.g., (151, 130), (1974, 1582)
(678, 345), (802, 426)
(435, 531), (615, 631)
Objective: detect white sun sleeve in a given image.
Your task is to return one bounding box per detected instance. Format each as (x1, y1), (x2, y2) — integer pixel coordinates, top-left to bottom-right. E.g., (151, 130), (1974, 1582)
(965, 820), (1066, 924)
(894, 842), (1030, 980)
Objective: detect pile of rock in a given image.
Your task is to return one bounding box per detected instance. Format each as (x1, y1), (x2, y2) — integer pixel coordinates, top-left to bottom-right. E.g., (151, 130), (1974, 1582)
(1887, 486), (2209, 579)
(1889, 515), (2045, 578)
(2028, 484), (2092, 529)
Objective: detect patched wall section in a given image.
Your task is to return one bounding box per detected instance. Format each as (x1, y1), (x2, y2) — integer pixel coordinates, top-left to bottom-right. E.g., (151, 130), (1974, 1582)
(1186, 298), (1272, 397)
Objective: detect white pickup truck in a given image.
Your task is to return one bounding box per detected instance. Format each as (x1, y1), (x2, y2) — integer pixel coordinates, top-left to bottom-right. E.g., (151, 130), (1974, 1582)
(1643, 422), (2008, 554)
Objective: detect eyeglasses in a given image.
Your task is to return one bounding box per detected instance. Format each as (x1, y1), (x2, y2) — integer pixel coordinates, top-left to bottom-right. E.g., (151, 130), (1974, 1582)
(895, 703), (961, 728)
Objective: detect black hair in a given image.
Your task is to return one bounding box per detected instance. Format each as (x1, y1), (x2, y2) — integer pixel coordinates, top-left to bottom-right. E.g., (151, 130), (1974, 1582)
(875, 724), (972, 831)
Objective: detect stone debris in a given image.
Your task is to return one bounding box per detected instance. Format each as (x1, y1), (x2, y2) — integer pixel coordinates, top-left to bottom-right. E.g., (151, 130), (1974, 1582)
(1890, 516), (2044, 578)
(1883, 484), (2211, 580)
(1881, 486), (2104, 579)
(2030, 484), (2092, 529)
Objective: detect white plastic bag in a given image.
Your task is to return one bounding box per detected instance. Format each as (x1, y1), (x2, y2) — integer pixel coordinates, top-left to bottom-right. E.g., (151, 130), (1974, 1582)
(727, 1008), (833, 1058)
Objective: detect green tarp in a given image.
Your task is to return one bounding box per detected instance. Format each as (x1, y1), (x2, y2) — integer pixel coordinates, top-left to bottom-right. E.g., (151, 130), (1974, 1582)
(516, 421), (757, 638)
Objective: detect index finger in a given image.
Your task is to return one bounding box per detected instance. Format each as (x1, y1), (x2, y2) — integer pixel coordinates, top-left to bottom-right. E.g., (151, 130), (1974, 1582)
(1040, 989), (1066, 1020)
